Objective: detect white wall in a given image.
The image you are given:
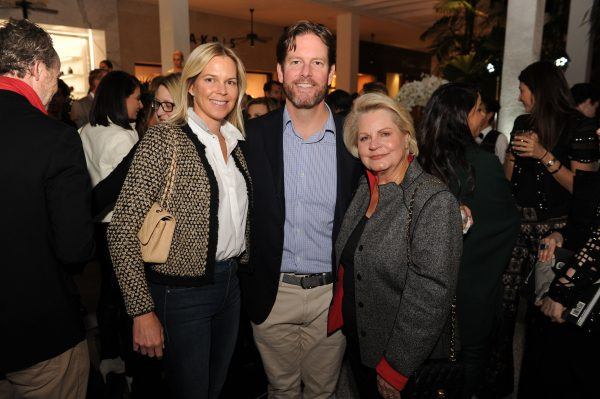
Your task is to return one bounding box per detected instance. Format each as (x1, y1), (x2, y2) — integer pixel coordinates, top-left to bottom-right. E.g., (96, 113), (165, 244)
(0, 0), (120, 68)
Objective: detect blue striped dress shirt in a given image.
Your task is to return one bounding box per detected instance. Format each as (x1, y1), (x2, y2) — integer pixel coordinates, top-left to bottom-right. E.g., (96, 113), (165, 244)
(280, 105), (338, 274)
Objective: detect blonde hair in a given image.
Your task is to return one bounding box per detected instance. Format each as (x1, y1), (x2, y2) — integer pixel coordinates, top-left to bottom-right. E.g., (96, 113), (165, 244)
(170, 43), (247, 134)
(343, 93), (419, 158)
(151, 72), (181, 100)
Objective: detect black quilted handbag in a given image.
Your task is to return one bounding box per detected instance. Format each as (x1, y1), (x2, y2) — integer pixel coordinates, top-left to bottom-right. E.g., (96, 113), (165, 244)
(401, 183), (465, 399)
(402, 301), (465, 398)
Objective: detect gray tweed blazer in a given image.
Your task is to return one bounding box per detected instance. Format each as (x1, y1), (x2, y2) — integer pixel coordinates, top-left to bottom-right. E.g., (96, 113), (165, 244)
(335, 160), (462, 377)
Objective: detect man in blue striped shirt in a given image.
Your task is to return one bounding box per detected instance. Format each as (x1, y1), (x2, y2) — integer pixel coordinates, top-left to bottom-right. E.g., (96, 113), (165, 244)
(241, 21), (362, 398)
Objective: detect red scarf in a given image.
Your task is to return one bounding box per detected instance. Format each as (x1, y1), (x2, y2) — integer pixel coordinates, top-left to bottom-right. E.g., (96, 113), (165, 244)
(0, 76), (47, 115)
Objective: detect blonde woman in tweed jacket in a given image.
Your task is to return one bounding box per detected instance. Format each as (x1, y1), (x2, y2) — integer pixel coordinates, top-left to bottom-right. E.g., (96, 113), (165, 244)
(107, 42), (251, 399)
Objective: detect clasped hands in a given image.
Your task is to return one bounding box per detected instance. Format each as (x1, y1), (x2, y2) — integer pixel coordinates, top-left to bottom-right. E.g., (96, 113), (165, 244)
(535, 232), (566, 323)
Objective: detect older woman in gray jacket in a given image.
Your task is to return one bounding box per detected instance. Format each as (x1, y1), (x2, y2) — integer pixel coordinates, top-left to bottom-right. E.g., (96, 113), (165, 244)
(327, 93), (463, 399)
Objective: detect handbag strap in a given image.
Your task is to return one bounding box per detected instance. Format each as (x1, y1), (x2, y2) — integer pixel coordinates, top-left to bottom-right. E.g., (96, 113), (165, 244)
(159, 128), (178, 209)
(404, 181), (458, 362)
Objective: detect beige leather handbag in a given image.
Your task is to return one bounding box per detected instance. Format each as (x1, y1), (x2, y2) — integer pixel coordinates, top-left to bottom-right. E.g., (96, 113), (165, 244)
(137, 134), (177, 264)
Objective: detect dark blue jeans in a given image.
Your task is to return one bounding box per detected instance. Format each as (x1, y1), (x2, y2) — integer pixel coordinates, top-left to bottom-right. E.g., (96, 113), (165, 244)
(150, 260), (240, 399)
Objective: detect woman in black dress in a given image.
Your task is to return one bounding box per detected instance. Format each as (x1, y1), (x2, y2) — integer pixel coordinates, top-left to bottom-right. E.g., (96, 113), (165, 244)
(496, 61), (599, 397)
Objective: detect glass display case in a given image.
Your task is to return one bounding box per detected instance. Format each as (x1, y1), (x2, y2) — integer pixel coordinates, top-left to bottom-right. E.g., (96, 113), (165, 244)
(50, 33), (91, 99)
(42, 23), (106, 100)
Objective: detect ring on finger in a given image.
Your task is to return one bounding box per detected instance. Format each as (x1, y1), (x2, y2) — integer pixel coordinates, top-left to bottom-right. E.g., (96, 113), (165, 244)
(539, 243), (549, 250)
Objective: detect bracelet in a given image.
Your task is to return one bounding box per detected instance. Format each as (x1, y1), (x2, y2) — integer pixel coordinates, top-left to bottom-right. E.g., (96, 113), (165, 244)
(549, 163), (563, 174)
(538, 150), (548, 161)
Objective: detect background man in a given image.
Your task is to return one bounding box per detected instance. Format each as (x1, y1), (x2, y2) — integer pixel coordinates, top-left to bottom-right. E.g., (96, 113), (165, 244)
(70, 68), (107, 128)
(476, 97), (508, 164)
(167, 50), (184, 73)
(263, 80), (284, 106)
(0, 18), (95, 398)
(241, 21), (362, 398)
(571, 83), (599, 119)
(99, 59), (113, 71)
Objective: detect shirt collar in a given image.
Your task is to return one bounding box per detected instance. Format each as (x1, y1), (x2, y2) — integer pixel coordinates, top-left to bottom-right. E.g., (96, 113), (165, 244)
(480, 125), (492, 136)
(187, 107), (244, 142)
(283, 103), (336, 143)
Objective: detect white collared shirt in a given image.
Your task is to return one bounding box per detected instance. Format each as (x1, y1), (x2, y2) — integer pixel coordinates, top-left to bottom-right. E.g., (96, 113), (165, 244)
(476, 125), (509, 164)
(80, 119), (139, 222)
(187, 108), (248, 261)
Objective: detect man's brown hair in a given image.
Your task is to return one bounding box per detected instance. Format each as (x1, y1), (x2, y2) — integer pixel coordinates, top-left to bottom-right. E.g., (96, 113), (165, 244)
(276, 21), (336, 67)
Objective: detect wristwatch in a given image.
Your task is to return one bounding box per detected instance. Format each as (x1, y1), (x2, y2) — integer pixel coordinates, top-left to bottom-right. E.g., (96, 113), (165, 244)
(544, 158), (557, 168)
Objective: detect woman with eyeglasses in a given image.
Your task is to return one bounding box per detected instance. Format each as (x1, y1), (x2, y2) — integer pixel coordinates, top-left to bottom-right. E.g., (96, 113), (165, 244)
(151, 73), (181, 122)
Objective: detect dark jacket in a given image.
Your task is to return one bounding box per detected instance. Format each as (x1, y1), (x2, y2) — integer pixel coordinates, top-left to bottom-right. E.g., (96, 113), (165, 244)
(240, 108), (362, 324)
(0, 90), (95, 373)
(455, 146), (520, 348)
(331, 160), (462, 376)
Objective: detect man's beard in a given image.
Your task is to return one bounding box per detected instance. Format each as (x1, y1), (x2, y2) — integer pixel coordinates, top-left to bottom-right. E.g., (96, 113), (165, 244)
(283, 78), (328, 109)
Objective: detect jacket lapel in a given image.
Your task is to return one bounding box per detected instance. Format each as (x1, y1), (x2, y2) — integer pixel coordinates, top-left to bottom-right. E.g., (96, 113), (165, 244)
(263, 109), (285, 215)
(333, 114), (359, 241)
(334, 179), (369, 268)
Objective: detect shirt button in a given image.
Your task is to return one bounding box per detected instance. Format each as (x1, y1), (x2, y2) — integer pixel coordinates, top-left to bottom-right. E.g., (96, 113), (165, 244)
(356, 273), (362, 281)
(358, 302), (364, 308)
(358, 245), (363, 251)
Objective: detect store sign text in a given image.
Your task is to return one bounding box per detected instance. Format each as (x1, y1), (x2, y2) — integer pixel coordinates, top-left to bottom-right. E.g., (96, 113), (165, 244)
(190, 34), (236, 48)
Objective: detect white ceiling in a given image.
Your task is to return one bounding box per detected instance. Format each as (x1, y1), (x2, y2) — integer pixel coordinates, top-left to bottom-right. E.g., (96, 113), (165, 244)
(182, 0), (438, 50)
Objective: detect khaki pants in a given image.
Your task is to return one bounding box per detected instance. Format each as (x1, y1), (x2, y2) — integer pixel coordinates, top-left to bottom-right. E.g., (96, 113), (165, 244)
(0, 340), (89, 399)
(252, 276), (346, 399)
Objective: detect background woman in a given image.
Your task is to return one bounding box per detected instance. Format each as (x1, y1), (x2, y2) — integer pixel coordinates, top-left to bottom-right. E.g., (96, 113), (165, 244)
(418, 83), (520, 399)
(107, 42), (250, 399)
(244, 96), (277, 119)
(79, 70), (142, 381)
(328, 93), (462, 399)
(151, 72), (181, 122)
(92, 73), (182, 219)
(500, 61), (599, 397)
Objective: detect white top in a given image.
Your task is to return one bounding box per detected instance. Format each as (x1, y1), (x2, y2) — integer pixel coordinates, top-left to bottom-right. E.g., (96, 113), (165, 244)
(187, 108), (248, 261)
(80, 120), (139, 222)
(476, 126), (509, 164)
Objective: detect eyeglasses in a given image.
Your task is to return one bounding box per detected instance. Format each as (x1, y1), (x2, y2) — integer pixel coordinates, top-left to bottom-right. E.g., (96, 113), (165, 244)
(152, 99), (175, 112)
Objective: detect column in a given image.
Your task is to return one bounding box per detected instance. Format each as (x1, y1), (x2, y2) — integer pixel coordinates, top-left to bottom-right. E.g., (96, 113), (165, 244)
(158, 0), (190, 74)
(336, 13), (360, 93)
(497, 0), (546, 134)
(565, 0), (594, 86)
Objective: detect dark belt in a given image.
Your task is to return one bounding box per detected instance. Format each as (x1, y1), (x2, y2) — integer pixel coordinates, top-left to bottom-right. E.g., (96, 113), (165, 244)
(282, 272), (333, 289)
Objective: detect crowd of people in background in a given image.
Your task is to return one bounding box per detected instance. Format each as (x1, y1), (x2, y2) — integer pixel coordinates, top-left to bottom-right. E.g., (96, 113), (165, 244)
(1, 16), (600, 399)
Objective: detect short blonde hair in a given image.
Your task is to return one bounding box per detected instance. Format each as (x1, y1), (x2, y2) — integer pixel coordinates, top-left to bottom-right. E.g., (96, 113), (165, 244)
(151, 73), (181, 100)
(343, 93), (418, 158)
(170, 43), (247, 134)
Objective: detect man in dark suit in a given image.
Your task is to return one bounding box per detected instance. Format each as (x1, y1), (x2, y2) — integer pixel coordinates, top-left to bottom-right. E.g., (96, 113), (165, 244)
(241, 21), (362, 398)
(70, 67), (107, 128)
(0, 19), (95, 398)
(475, 97), (508, 164)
